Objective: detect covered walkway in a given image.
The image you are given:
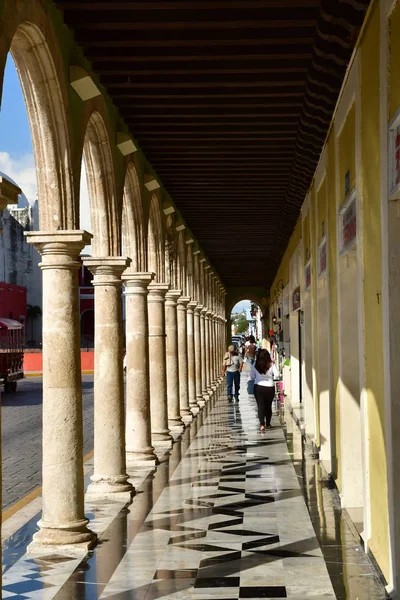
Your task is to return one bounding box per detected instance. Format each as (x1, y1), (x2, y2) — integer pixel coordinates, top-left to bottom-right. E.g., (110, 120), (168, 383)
(0, 0), (399, 598)
(2, 373), (387, 599)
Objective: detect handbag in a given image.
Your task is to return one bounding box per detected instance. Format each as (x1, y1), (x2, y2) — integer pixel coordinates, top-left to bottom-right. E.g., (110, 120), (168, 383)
(247, 379), (255, 395)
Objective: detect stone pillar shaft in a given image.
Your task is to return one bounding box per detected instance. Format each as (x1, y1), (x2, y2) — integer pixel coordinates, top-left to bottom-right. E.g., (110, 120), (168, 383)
(205, 311), (211, 392)
(177, 296), (191, 420)
(123, 272), (157, 466)
(194, 305), (203, 405)
(84, 257), (132, 497)
(165, 290), (183, 428)
(200, 307), (208, 399)
(148, 283), (172, 444)
(187, 301), (197, 410)
(26, 231), (95, 550)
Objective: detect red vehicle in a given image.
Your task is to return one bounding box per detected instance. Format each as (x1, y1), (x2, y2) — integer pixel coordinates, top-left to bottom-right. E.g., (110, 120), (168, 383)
(0, 318), (24, 392)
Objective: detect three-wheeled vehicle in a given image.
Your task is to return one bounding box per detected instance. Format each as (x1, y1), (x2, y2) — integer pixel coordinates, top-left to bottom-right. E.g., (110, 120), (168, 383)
(0, 318), (24, 392)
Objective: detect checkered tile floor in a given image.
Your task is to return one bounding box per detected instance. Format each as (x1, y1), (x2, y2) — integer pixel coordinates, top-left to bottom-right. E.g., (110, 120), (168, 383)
(2, 381), (336, 599)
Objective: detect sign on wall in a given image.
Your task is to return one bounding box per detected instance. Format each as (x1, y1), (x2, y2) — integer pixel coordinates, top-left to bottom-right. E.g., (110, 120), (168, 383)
(318, 237), (327, 276)
(339, 190), (356, 252)
(389, 109), (400, 200)
(292, 286), (301, 311)
(304, 260), (311, 290)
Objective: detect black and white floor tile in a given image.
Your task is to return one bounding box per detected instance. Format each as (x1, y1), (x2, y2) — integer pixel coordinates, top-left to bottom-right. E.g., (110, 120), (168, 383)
(2, 381), (337, 599)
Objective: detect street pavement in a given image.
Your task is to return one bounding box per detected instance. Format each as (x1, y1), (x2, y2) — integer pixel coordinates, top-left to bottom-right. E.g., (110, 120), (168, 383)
(1, 375), (94, 511)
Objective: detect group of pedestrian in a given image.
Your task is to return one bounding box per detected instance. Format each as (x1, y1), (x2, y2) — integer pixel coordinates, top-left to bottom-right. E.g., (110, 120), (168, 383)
(222, 338), (278, 431)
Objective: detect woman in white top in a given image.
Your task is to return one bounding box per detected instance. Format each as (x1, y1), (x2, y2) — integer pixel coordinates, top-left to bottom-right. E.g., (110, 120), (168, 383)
(249, 349), (279, 431)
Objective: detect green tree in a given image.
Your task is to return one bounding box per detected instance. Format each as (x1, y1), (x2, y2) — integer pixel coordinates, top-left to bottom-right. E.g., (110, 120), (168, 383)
(234, 312), (248, 334)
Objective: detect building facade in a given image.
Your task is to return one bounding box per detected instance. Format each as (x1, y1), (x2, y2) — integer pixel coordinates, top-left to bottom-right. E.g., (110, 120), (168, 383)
(269, 1), (400, 592)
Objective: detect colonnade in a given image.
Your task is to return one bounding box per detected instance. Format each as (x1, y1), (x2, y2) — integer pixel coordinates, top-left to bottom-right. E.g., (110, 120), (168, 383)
(26, 229), (227, 552)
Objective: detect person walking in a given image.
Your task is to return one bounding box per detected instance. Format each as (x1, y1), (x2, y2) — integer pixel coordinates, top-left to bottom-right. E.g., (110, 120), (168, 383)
(222, 344), (243, 402)
(249, 349), (279, 431)
(245, 335), (257, 366)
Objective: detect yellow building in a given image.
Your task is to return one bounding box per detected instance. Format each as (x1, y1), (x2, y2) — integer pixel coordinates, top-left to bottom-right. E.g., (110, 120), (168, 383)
(269, 0), (400, 592)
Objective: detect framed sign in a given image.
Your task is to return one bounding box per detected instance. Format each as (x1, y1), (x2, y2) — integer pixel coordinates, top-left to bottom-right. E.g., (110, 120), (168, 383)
(318, 237), (327, 276)
(304, 259), (311, 290)
(292, 286), (301, 311)
(389, 108), (400, 200)
(339, 189), (356, 253)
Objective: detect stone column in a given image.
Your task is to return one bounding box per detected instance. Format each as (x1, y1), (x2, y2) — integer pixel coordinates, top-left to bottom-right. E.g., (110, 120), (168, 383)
(200, 306), (209, 401)
(26, 231), (95, 551)
(83, 257), (133, 498)
(165, 290), (184, 429)
(210, 311), (216, 389)
(205, 309), (212, 395)
(194, 304), (204, 406)
(123, 272), (158, 467)
(148, 283), (172, 445)
(187, 301), (198, 412)
(177, 296), (192, 422)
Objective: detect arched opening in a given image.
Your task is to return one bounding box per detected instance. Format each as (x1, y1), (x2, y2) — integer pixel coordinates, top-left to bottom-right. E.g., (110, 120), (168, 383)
(122, 162), (144, 272)
(176, 232), (186, 293)
(80, 308), (95, 350)
(186, 243), (193, 298)
(9, 22), (76, 229)
(164, 214), (175, 287)
(0, 52), (42, 347)
(81, 111), (119, 257)
(147, 194), (164, 282)
(231, 300), (263, 342)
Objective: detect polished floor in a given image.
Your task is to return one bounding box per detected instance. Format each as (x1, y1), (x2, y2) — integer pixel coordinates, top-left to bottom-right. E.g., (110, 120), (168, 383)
(2, 376), (389, 599)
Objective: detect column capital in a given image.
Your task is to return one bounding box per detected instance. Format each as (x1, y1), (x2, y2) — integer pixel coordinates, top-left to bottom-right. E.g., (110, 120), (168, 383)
(83, 256), (130, 284)
(25, 230), (92, 268)
(148, 282), (169, 301)
(122, 271), (154, 290)
(205, 309), (213, 318)
(166, 289), (182, 304)
(200, 306), (208, 316)
(194, 303), (204, 314)
(177, 296), (190, 308)
(187, 300), (198, 312)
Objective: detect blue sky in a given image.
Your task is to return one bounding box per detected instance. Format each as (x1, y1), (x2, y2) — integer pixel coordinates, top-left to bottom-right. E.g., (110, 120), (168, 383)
(0, 54), (33, 157)
(0, 53), (37, 203)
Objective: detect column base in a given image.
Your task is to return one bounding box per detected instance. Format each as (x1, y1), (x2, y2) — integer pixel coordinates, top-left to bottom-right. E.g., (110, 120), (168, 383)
(182, 413), (193, 424)
(27, 519), (96, 555)
(85, 477), (134, 500)
(168, 417), (184, 429)
(190, 405), (200, 416)
(203, 392), (211, 402)
(126, 448), (158, 467)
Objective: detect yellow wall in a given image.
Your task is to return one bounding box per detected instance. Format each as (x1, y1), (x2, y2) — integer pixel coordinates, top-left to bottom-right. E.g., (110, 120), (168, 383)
(361, 4), (389, 576)
(268, 0), (390, 583)
(389, 1), (400, 120)
(317, 179), (327, 244)
(326, 132), (341, 485)
(270, 217), (302, 300)
(303, 211), (310, 262)
(338, 104), (356, 207)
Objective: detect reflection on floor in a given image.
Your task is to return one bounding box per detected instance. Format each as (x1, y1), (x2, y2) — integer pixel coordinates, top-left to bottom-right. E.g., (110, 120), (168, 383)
(2, 378), (390, 599)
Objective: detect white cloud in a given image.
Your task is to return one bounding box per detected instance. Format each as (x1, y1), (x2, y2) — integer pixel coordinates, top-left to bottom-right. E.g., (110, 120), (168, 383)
(0, 151), (37, 205)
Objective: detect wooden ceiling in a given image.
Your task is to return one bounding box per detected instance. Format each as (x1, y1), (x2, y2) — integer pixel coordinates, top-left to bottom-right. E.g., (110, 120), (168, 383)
(56, 0), (370, 287)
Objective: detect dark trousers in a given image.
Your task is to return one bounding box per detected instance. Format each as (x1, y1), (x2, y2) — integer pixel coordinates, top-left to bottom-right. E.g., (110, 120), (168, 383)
(254, 384), (275, 426)
(226, 371), (240, 399)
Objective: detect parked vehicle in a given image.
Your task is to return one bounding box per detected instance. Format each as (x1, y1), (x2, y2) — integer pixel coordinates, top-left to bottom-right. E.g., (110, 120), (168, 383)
(0, 318), (24, 392)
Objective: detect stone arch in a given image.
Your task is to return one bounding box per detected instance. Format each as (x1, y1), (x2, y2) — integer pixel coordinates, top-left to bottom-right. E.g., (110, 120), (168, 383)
(228, 295), (265, 317)
(122, 162), (145, 271)
(187, 243), (194, 298)
(176, 232), (186, 292)
(147, 193), (164, 282)
(3, 17), (76, 229)
(81, 110), (119, 256)
(164, 214), (176, 287)
(193, 253), (200, 302)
